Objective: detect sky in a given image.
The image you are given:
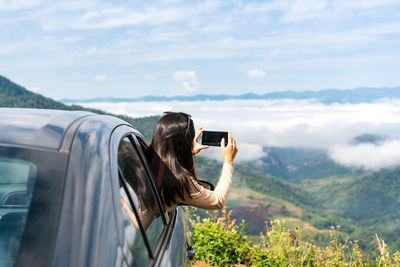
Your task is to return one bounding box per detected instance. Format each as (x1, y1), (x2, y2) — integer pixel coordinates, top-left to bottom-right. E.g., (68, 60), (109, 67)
(1, 0), (400, 100)
(78, 98), (400, 170)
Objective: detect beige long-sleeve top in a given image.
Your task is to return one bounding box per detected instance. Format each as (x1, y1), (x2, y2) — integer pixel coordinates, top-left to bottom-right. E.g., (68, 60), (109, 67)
(166, 162), (234, 212)
(122, 162), (234, 229)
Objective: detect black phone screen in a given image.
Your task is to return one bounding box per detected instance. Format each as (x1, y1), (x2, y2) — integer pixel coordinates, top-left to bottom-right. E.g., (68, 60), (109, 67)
(201, 131), (228, 146)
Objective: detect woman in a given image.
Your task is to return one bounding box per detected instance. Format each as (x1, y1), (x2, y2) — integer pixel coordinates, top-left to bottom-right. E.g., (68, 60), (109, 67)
(146, 111), (238, 212)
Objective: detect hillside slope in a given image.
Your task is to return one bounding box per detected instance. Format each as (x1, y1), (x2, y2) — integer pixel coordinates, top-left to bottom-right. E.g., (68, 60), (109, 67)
(0, 75), (70, 110)
(314, 168), (400, 249)
(0, 74), (158, 140)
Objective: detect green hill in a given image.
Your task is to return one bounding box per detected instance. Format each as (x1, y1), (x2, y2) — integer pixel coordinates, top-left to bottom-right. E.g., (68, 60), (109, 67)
(318, 168), (400, 223)
(0, 74), (158, 140)
(312, 168), (400, 250)
(257, 147), (361, 182)
(0, 75), (70, 110)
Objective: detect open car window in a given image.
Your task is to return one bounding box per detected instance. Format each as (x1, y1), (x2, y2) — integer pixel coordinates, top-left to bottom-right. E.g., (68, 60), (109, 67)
(132, 134), (170, 223)
(118, 170), (148, 267)
(117, 136), (166, 262)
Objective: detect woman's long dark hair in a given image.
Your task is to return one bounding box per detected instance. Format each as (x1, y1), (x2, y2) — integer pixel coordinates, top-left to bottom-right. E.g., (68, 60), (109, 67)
(146, 112), (198, 207)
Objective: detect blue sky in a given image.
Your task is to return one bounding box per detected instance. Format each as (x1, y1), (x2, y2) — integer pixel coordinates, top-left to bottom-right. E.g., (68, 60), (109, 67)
(1, 0), (399, 99)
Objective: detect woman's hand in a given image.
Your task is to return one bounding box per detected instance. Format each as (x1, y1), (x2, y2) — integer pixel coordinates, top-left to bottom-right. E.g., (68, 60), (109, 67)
(221, 131), (238, 165)
(192, 127), (209, 154)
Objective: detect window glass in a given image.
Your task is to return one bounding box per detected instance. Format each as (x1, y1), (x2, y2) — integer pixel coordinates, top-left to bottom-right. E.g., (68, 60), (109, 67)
(119, 172), (148, 267)
(0, 146), (67, 267)
(0, 157), (36, 267)
(118, 137), (164, 254)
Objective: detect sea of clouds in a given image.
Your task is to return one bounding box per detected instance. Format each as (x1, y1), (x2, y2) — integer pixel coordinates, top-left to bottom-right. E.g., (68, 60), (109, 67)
(74, 98), (400, 170)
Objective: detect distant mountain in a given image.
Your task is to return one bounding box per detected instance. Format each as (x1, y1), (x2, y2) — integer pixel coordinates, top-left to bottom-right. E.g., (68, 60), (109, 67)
(236, 162), (317, 207)
(255, 147), (359, 182)
(351, 133), (386, 145)
(62, 86), (400, 104)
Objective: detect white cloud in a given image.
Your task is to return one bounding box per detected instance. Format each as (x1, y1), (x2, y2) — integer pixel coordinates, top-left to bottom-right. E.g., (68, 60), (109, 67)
(291, 0), (327, 13)
(173, 70), (200, 92)
(328, 140), (400, 170)
(243, 0), (398, 23)
(282, 0), (328, 22)
(247, 69), (266, 78)
(161, 0), (183, 4)
(95, 74), (107, 81)
(144, 74), (155, 80)
(235, 143), (267, 162)
(74, 98), (400, 170)
(0, 44), (21, 54)
(1, 0), (399, 79)
(200, 142), (267, 163)
(1, 0), (400, 102)
(0, 0), (44, 11)
(335, 0), (398, 10)
(75, 7), (186, 30)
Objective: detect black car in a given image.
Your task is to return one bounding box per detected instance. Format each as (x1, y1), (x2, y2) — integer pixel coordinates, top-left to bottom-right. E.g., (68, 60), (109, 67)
(0, 108), (195, 267)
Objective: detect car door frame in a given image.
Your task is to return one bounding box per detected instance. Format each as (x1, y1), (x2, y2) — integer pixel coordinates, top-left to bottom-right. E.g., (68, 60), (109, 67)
(109, 124), (185, 266)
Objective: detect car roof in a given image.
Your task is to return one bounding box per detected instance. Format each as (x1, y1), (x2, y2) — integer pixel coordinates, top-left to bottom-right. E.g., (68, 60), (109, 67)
(0, 108), (95, 150)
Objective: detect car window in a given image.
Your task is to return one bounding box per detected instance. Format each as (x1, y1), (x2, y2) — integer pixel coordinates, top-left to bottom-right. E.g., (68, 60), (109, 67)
(118, 137), (165, 257)
(134, 135), (170, 223)
(118, 171), (148, 267)
(0, 157), (36, 267)
(0, 146), (67, 267)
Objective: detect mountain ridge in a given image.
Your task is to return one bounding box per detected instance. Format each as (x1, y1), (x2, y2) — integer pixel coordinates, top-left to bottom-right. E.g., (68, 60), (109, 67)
(61, 86), (400, 104)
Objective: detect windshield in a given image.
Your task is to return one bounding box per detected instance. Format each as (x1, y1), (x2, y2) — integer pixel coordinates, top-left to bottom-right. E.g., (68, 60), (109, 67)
(0, 145), (67, 267)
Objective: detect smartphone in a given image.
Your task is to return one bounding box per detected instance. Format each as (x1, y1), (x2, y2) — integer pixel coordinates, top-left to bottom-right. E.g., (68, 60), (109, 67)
(201, 131), (228, 146)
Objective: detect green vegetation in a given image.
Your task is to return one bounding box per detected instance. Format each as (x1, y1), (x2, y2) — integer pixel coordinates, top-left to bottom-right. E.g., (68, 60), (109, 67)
(0, 75), (69, 110)
(236, 164), (316, 207)
(313, 168), (400, 252)
(256, 147), (358, 182)
(190, 208), (400, 266)
(194, 155), (400, 254)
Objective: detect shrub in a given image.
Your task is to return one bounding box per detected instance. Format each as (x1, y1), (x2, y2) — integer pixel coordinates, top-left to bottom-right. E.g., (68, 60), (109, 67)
(191, 209), (253, 265)
(189, 208), (400, 266)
